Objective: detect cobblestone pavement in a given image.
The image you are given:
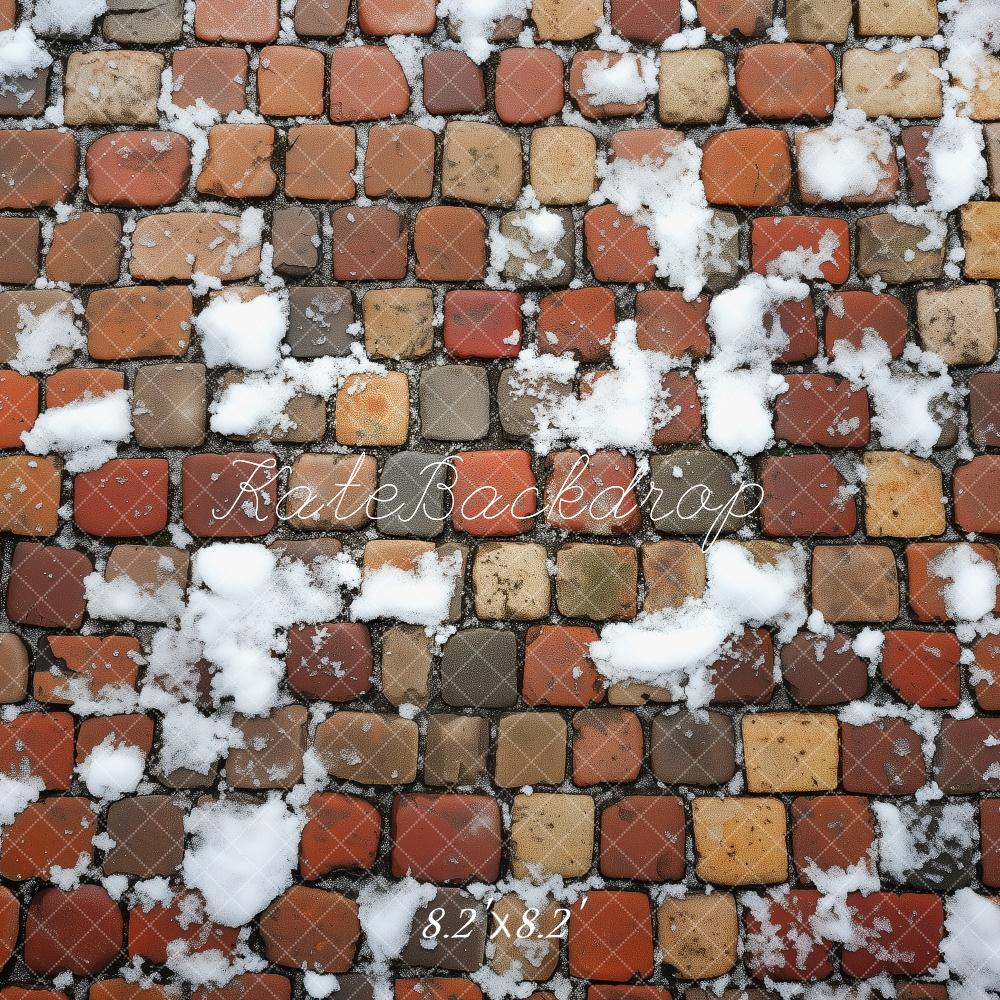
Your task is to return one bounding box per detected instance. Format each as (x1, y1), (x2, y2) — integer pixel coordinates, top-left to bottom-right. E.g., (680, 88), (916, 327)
(1, 0), (1000, 999)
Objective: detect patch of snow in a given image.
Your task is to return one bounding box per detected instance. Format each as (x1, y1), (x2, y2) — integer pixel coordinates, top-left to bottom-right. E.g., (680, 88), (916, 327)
(351, 550), (461, 631)
(357, 877), (438, 965)
(580, 54), (657, 105)
(32, 0), (107, 36)
(21, 389), (133, 473)
(195, 292), (287, 371)
(593, 139), (735, 299)
(76, 736), (146, 800)
(9, 300), (84, 375)
(590, 541), (807, 709)
(822, 333), (956, 456)
(0, 25), (51, 91)
(183, 797), (303, 927)
(0, 771), (43, 825)
(435, 0), (532, 63)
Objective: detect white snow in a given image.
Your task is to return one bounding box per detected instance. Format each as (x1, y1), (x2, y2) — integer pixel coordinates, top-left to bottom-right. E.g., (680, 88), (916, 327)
(357, 877), (438, 965)
(822, 333), (956, 456)
(21, 389), (133, 473)
(941, 888), (1000, 1000)
(925, 111), (987, 212)
(593, 139), (735, 299)
(580, 54), (657, 106)
(304, 974), (340, 999)
(0, 25), (51, 89)
(351, 550), (461, 630)
(195, 292), (287, 371)
(491, 209), (568, 283)
(515, 321), (678, 454)
(697, 273), (808, 456)
(806, 859), (880, 952)
(798, 108), (893, 201)
(930, 544), (1000, 622)
(84, 570), (185, 624)
(209, 350), (383, 438)
(0, 772), (43, 826)
(183, 797), (302, 927)
(155, 702), (244, 778)
(9, 301), (84, 375)
(590, 541), (807, 708)
(874, 800), (976, 883)
(852, 628), (885, 667)
(181, 543), (357, 715)
(76, 736), (146, 800)
(435, 0), (531, 63)
(31, 0), (108, 37)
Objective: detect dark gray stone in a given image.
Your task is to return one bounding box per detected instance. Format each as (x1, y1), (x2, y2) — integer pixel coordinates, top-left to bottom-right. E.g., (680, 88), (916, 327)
(420, 364), (490, 442)
(650, 709), (737, 786)
(104, 0), (184, 44)
(440, 628), (518, 708)
(375, 451), (451, 539)
(401, 888), (487, 970)
(287, 287), (354, 358)
(272, 207), (319, 277)
(648, 448), (749, 536)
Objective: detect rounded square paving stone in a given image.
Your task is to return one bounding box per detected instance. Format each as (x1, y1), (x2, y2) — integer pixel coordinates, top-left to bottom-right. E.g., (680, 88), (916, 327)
(419, 366), (490, 442)
(509, 791), (595, 879)
(567, 890), (655, 982)
(451, 449), (537, 537)
(657, 894), (738, 980)
(495, 48), (565, 124)
(599, 795), (685, 881)
(73, 458), (170, 538)
(440, 627), (518, 708)
(5, 542), (92, 629)
(572, 708), (643, 786)
(495, 712), (568, 786)
(170, 47), (248, 112)
(287, 287), (354, 359)
(300, 792), (381, 879)
(24, 886), (122, 976)
(523, 624), (604, 707)
(259, 886), (359, 973)
(363, 124), (435, 199)
(444, 289), (523, 358)
(363, 287), (434, 360)
(132, 363), (207, 449)
(650, 708), (736, 786)
(400, 889), (488, 971)
(390, 792), (502, 882)
(286, 124), (356, 201)
(329, 46), (410, 122)
(692, 796), (789, 885)
(286, 623), (373, 701)
(181, 452), (278, 538)
(780, 631), (868, 705)
(0, 217), (39, 284)
(375, 450), (450, 538)
(556, 543), (639, 621)
(331, 206), (408, 281)
(103, 795), (186, 877)
(422, 51), (486, 115)
(0, 796), (95, 879)
(0, 455), (60, 537)
(414, 206), (487, 281)
(424, 714), (490, 786)
(315, 711), (417, 784)
(257, 45), (325, 117)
